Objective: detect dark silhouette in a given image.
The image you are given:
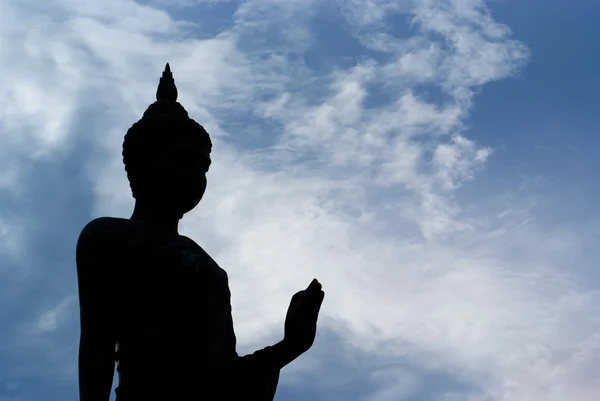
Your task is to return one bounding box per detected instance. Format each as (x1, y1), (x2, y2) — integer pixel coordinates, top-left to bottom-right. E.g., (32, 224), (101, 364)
(75, 64), (325, 401)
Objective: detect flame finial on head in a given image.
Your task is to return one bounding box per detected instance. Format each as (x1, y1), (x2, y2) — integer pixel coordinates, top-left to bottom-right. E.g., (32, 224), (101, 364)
(123, 62), (213, 200)
(156, 62), (178, 102)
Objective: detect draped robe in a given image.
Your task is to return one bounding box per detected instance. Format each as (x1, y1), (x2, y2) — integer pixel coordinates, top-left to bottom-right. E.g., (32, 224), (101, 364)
(77, 217), (280, 401)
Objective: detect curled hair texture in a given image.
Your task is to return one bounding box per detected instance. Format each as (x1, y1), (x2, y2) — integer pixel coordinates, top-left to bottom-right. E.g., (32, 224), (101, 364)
(122, 115), (212, 199)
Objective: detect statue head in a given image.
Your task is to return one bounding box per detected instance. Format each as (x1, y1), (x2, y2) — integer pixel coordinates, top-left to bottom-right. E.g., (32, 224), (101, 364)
(123, 64), (212, 218)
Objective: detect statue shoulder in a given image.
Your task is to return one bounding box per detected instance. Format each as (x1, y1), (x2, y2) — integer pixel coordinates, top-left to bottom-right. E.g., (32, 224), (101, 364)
(178, 236), (228, 280)
(77, 217), (134, 261)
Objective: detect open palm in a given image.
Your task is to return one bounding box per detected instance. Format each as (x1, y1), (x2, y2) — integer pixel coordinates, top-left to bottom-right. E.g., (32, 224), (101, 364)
(284, 279), (325, 356)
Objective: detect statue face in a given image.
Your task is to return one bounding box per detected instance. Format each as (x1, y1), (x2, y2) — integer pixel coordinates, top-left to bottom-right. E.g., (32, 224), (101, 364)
(145, 135), (211, 216)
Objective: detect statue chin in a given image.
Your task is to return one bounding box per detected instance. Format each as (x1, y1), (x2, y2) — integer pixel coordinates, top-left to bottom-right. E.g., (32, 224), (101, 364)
(174, 190), (205, 215)
(179, 198), (202, 216)
(133, 191), (202, 219)
(158, 197), (198, 217)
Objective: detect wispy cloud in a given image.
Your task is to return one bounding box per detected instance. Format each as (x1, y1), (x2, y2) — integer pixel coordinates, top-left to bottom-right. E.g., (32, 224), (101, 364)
(1, 0), (598, 400)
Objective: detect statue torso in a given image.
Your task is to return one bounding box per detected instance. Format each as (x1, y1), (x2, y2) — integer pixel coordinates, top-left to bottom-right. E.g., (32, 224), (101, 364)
(90, 217), (235, 400)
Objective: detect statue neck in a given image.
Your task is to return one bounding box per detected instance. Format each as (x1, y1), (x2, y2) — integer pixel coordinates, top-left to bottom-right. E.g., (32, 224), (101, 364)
(130, 199), (180, 235)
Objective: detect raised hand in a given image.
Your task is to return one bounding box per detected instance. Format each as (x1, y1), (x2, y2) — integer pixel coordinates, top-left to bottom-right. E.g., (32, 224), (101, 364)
(283, 278), (325, 357)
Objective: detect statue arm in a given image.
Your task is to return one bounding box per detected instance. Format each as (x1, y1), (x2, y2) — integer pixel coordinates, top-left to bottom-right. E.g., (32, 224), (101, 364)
(226, 342), (293, 401)
(221, 278), (301, 400)
(236, 340), (299, 371)
(76, 220), (117, 401)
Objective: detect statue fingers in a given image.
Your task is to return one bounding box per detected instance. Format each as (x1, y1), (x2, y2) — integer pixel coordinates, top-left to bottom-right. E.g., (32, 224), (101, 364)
(290, 290), (306, 305)
(307, 278), (321, 292)
(311, 289), (323, 308)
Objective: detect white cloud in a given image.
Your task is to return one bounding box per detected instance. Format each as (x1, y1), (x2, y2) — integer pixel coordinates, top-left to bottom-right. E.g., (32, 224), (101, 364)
(0, 0), (598, 400)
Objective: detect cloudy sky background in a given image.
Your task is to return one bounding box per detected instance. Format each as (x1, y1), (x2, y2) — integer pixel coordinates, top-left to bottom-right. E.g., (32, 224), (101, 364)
(1, 0), (599, 400)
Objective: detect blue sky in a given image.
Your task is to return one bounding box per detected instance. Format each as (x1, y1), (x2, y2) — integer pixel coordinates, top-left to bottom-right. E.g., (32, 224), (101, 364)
(1, 0), (599, 400)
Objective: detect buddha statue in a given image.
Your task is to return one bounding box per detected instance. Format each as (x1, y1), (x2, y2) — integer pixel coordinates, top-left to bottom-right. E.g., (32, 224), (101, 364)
(75, 64), (325, 401)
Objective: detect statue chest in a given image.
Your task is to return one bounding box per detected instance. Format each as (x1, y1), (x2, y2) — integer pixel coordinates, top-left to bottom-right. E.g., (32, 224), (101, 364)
(117, 236), (234, 362)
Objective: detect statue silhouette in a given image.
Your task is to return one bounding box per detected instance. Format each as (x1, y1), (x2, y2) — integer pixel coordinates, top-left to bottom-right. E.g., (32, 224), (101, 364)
(75, 64), (325, 401)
